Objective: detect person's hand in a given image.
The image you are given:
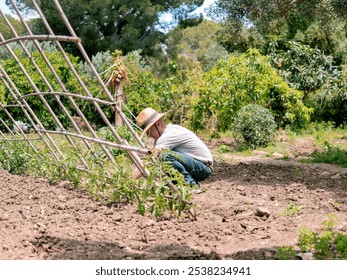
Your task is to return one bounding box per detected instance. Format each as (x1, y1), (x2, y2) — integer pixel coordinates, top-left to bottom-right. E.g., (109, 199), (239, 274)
(149, 147), (163, 159)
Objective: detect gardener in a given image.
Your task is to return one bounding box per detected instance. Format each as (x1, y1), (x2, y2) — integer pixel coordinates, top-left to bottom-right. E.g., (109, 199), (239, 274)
(135, 107), (213, 186)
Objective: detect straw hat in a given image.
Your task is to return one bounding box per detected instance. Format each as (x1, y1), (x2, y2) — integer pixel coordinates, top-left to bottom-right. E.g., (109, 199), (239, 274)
(136, 108), (167, 138)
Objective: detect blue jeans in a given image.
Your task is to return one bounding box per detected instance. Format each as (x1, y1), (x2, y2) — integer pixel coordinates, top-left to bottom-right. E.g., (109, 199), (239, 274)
(161, 151), (212, 185)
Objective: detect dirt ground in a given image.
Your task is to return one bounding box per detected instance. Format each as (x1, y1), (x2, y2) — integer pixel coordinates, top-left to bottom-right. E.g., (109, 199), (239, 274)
(1, 140), (347, 260)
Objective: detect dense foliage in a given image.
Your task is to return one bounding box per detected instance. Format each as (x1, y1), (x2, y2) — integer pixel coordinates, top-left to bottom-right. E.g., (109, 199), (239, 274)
(0, 50), (83, 129)
(0, 48), (119, 131)
(188, 49), (312, 132)
(9, 0), (204, 59)
(268, 40), (347, 125)
(209, 0), (347, 64)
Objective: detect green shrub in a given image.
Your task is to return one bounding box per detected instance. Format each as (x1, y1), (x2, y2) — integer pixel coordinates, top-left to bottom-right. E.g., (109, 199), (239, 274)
(278, 217), (347, 259)
(232, 104), (277, 149)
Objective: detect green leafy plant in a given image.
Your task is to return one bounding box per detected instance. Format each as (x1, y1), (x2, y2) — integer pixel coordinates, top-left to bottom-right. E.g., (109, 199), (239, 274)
(278, 202), (305, 217)
(278, 215), (347, 259)
(0, 137), (193, 219)
(297, 227), (317, 253)
(0, 141), (33, 174)
(232, 104), (277, 149)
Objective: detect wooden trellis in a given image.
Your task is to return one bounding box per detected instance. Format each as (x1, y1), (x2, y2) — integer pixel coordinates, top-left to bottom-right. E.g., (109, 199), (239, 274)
(0, 0), (149, 178)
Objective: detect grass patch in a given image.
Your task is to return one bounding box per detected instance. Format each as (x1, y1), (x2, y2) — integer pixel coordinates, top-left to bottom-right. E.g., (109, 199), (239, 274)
(309, 143), (347, 167)
(215, 124), (347, 165)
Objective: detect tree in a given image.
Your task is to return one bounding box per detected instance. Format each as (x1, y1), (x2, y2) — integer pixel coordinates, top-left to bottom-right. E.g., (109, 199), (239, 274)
(209, 0), (347, 63)
(9, 0), (204, 59)
(166, 20), (229, 71)
(0, 14), (25, 39)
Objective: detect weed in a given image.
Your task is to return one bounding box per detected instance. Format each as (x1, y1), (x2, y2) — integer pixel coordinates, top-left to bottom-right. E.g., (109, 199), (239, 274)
(276, 246), (297, 260)
(322, 214), (338, 231)
(279, 215), (347, 260)
(216, 144), (233, 154)
(278, 202), (304, 216)
(294, 167), (303, 176)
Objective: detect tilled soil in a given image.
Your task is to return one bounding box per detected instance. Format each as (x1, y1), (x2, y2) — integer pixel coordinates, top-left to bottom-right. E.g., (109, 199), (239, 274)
(1, 155), (347, 260)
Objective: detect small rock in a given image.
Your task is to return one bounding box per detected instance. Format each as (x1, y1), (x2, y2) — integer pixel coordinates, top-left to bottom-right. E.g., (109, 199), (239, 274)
(272, 152), (284, 158)
(340, 224), (347, 232)
(36, 222), (46, 228)
(104, 210), (113, 215)
(113, 215), (123, 222)
(57, 195), (66, 202)
(145, 221), (155, 227)
(252, 150), (269, 156)
(86, 206), (97, 212)
(295, 252), (315, 260)
(0, 214), (9, 221)
(255, 207), (271, 219)
(57, 204), (66, 210)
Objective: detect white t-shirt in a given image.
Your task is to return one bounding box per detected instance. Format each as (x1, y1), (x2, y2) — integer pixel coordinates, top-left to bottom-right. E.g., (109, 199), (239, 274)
(155, 124), (213, 163)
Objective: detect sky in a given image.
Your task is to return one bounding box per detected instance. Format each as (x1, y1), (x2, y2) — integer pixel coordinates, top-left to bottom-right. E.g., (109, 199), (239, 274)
(194, 0), (215, 15)
(0, 0), (11, 15)
(158, 0), (216, 31)
(161, 0), (215, 21)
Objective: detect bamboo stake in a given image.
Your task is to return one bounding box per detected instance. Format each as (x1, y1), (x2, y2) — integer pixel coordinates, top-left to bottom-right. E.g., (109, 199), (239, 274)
(0, 35), (81, 46)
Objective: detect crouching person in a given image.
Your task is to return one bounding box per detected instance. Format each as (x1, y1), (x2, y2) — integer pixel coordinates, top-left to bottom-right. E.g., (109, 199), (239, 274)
(136, 108), (213, 186)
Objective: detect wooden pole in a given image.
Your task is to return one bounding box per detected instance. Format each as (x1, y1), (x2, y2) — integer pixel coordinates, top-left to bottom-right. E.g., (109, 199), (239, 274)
(115, 82), (123, 127)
